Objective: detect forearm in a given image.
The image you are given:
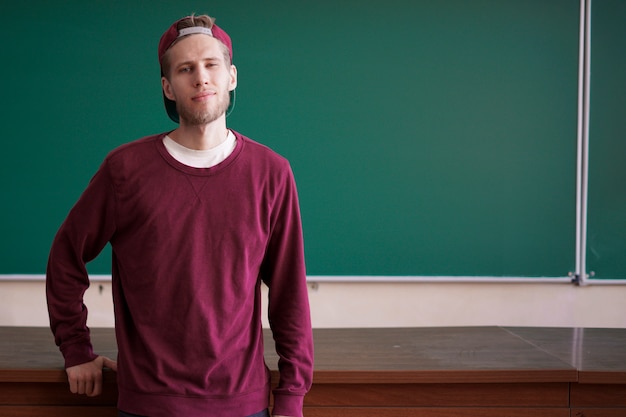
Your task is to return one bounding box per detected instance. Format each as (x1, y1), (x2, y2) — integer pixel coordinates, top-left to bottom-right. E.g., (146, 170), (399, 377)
(264, 165), (314, 417)
(266, 251), (314, 417)
(46, 240), (95, 368)
(46, 161), (116, 367)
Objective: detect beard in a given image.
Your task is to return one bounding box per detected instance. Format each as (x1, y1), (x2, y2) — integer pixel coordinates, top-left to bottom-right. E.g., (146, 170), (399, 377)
(176, 90), (231, 126)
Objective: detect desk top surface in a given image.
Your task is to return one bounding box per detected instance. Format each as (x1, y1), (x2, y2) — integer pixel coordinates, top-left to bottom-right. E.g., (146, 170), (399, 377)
(1, 326), (624, 384)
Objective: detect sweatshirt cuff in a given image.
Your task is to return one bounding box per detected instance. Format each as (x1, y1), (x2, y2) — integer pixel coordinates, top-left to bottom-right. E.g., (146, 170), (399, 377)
(272, 393), (304, 417)
(60, 341), (98, 369)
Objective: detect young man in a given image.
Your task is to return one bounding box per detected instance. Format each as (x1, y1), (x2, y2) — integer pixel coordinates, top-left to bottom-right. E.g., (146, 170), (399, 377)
(46, 14), (314, 417)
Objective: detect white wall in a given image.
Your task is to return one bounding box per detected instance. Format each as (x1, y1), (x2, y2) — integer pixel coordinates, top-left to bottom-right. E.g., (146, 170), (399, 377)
(2, 279), (625, 329)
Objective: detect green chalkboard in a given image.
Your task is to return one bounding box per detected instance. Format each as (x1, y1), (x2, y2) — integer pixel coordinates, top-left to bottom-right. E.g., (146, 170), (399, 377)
(1, 0), (583, 277)
(586, 0), (626, 280)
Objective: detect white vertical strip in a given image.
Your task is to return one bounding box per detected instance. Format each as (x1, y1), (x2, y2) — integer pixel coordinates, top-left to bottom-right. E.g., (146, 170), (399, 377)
(576, 0), (592, 285)
(575, 0), (585, 284)
(581, 0), (593, 284)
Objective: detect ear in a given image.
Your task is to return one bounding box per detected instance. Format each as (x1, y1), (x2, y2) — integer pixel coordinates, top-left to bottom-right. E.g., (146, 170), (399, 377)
(228, 65), (238, 92)
(162, 76), (176, 100)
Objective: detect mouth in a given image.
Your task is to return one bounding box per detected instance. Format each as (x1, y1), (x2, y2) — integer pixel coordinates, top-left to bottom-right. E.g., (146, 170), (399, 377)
(192, 91), (216, 102)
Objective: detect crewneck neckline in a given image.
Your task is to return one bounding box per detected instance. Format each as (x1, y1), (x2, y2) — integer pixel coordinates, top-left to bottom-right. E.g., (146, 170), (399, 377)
(163, 130), (236, 168)
(155, 131), (244, 176)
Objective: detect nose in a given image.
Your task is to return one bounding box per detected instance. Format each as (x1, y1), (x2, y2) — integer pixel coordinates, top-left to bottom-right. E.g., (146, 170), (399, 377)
(194, 67), (210, 87)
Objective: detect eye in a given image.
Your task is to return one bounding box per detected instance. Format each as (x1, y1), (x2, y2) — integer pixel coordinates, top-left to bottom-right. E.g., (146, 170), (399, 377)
(177, 64), (194, 74)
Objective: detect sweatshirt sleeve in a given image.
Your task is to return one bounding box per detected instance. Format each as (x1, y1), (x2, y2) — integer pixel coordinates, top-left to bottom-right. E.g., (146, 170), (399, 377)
(261, 163), (314, 417)
(46, 159), (117, 368)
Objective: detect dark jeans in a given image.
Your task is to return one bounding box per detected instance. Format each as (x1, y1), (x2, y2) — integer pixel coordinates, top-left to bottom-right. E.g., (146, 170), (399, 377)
(118, 410), (269, 417)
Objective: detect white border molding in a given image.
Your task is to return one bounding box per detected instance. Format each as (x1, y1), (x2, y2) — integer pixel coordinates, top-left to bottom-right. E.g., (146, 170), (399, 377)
(575, 0), (592, 285)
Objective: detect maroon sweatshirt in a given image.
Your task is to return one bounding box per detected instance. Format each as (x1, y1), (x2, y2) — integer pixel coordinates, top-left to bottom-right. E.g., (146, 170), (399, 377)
(46, 131), (314, 417)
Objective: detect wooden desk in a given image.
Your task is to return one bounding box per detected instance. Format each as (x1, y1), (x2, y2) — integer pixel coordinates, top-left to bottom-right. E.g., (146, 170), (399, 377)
(0, 326), (624, 416)
(505, 327), (626, 417)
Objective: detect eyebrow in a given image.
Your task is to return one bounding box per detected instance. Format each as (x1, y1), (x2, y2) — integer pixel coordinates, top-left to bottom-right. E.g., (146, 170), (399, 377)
(182, 56), (221, 64)
(175, 56), (222, 67)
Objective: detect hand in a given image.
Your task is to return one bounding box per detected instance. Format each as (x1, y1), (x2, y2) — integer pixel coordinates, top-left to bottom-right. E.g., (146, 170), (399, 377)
(66, 355), (117, 397)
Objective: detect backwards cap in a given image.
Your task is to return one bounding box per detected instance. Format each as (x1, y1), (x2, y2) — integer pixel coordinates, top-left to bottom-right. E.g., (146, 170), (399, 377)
(158, 16), (235, 123)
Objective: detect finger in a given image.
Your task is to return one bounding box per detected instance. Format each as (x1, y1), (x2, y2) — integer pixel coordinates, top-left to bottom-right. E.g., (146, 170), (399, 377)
(84, 378), (94, 396)
(85, 376), (98, 397)
(76, 378), (86, 395)
(89, 374), (102, 397)
(102, 357), (118, 372)
(68, 377), (78, 394)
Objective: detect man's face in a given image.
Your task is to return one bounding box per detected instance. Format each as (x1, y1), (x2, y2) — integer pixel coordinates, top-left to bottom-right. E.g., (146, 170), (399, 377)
(161, 34), (237, 125)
